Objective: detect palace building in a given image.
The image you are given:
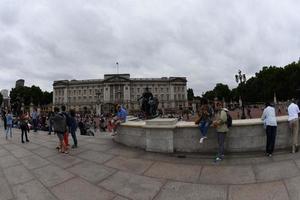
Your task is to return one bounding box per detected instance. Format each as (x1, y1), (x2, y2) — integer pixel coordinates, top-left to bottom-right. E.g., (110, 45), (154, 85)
(53, 74), (188, 113)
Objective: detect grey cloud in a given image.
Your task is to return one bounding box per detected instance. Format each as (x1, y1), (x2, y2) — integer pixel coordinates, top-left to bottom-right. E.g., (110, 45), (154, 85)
(0, 0), (300, 95)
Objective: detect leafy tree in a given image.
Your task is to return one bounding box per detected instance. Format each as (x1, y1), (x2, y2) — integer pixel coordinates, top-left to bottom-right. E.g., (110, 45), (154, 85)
(203, 90), (215, 101)
(213, 83), (231, 101)
(187, 88), (194, 101)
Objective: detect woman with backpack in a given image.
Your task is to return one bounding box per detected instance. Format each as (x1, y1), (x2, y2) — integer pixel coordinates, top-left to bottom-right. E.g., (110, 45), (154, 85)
(212, 103), (229, 162)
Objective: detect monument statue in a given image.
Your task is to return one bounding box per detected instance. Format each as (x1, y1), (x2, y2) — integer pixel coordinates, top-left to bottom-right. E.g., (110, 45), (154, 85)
(138, 87), (159, 119)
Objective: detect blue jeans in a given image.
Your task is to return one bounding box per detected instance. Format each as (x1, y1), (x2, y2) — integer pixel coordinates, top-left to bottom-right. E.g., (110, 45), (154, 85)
(70, 129), (77, 146)
(199, 120), (210, 137)
(32, 119), (38, 132)
(217, 132), (226, 158)
(6, 124), (12, 138)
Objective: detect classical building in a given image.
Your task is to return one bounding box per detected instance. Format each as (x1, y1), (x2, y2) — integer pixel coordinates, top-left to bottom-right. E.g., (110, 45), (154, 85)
(53, 74), (188, 113)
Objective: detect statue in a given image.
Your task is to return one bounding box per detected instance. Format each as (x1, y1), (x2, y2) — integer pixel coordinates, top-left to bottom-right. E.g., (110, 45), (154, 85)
(138, 87), (159, 119)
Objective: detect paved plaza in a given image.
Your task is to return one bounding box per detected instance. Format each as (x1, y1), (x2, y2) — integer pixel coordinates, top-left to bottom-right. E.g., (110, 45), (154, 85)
(0, 128), (300, 200)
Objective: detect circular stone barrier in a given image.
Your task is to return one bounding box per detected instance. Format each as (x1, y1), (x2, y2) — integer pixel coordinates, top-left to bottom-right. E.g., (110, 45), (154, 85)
(114, 116), (295, 153)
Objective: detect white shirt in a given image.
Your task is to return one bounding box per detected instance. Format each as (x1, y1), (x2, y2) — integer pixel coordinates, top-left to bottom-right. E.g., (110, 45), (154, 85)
(261, 106), (277, 126)
(288, 103), (300, 121)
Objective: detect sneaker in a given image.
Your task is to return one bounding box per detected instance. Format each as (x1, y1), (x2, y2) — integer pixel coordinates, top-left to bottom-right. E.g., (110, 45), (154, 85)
(199, 138), (204, 143)
(199, 137), (207, 143)
(268, 154), (272, 157)
(71, 145), (77, 149)
(214, 157), (223, 162)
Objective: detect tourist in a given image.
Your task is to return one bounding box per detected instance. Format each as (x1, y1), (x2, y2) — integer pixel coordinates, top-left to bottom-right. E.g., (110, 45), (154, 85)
(52, 107), (68, 153)
(48, 111), (54, 135)
(19, 111), (29, 143)
(212, 103), (229, 162)
(31, 108), (38, 132)
(112, 105), (127, 136)
(5, 110), (13, 139)
(288, 99), (300, 153)
(69, 109), (78, 148)
(61, 105), (71, 150)
(261, 102), (277, 156)
(198, 99), (212, 143)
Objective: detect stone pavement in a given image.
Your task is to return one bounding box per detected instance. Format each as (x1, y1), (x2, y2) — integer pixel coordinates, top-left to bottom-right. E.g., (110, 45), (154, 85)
(1, 128), (300, 200)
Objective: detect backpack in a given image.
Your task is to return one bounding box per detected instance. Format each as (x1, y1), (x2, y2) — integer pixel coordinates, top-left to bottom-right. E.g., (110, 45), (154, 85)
(61, 112), (72, 127)
(52, 113), (67, 133)
(226, 112), (232, 128)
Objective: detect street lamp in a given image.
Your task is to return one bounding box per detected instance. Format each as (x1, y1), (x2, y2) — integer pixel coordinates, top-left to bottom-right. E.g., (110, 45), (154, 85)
(235, 70), (247, 119)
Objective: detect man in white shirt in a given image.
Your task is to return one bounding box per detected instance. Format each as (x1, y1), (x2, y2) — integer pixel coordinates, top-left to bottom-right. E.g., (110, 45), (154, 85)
(261, 102), (277, 156)
(288, 99), (300, 153)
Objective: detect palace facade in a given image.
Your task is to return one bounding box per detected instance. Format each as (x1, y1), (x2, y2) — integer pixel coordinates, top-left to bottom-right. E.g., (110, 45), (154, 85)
(53, 74), (188, 113)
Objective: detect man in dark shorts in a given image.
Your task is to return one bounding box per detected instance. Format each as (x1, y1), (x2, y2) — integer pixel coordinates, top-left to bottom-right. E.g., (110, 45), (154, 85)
(52, 107), (68, 153)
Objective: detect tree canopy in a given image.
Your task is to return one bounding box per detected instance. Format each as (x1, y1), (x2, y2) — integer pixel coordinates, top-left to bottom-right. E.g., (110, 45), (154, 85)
(187, 88), (194, 101)
(202, 60), (300, 103)
(10, 85), (52, 107)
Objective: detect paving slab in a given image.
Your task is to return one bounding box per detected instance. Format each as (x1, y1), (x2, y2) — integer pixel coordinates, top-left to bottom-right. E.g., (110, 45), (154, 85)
(284, 176), (300, 200)
(100, 171), (164, 200)
(4, 165), (34, 185)
(0, 148), (10, 157)
(9, 147), (34, 158)
(84, 143), (113, 152)
(144, 162), (202, 183)
(20, 155), (50, 170)
(253, 160), (300, 182)
(229, 181), (289, 200)
(33, 165), (75, 187)
(113, 196), (130, 200)
(0, 155), (20, 168)
(51, 177), (115, 200)
(107, 147), (143, 158)
(46, 154), (83, 168)
(105, 156), (154, 174)
(67, 161), (116, 183)
(32, 147), (58, 158)
(0, 173), (13, 200)
(155, 181), (227, 200)
(13, 180), (57, 200)
(199, 165), (256, 184)
(77, 150), (114, 164)
(22, 142), (42, 150)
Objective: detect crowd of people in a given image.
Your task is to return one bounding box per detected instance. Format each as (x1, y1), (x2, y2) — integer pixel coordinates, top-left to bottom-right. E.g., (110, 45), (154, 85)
(1, 99), (300, 161)
(0, 104), (128, 154)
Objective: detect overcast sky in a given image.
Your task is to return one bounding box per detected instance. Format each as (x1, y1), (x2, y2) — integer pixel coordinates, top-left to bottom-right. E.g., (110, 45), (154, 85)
(1, 0), (300, 95)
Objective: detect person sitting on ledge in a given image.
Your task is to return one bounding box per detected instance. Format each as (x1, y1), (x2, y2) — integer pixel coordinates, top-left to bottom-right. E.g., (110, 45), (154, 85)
(112, 105), (127, 136)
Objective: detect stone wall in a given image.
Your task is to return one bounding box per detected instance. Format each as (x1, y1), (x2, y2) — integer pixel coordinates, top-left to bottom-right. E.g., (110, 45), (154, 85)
(114, 116), (295, 153)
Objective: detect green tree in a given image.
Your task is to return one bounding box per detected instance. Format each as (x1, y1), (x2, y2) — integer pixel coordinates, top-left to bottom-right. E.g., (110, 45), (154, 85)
(202, 90), (215, 101)
(213, 83), (231, 101)
(187, 88), (194, 101)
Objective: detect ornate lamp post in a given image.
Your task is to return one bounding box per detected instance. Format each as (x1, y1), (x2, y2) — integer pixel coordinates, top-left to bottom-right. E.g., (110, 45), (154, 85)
(235, 70), (247, 119)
